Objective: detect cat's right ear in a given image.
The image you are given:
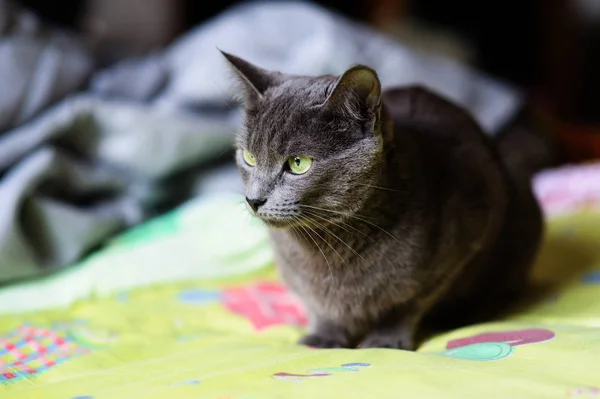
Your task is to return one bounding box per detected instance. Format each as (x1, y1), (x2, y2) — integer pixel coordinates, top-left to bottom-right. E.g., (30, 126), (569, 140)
(220, 50), (279, 108)
(322, 65), (382, 122)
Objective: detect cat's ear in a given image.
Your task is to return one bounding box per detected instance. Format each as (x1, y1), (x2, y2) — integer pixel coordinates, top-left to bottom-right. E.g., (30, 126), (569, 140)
(323, 65), (382, 120)
(220, 50), (280, 107)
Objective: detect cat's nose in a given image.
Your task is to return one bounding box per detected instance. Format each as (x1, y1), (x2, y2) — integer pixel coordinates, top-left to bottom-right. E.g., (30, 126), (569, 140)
(246, 197), (267, 212)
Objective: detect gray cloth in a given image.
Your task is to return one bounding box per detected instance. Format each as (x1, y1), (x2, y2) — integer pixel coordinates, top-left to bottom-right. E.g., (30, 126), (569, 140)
(0, 0), (525, 283)
(0, 0), (92, 131)
(0, 95), (236, 281)
(0, 2), (235, 282)
(93, 1), (523, 135)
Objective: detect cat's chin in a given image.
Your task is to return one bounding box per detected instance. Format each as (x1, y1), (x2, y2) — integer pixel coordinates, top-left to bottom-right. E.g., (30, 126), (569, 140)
(257, 217), (295, 229)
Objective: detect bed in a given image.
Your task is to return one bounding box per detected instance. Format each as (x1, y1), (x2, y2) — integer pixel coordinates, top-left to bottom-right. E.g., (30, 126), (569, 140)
(0, 162), (599, 399)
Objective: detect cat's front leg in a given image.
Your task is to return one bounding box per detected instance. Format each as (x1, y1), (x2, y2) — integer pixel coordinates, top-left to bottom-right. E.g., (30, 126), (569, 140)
(359, 306), (423, 351)
(298, 315), (355, 349)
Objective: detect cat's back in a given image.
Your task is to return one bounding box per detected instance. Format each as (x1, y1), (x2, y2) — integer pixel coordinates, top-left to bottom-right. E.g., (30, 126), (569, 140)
(383, 86), (510, 250)
(383, 86), (503, 174)
(383, 86), (543, 326)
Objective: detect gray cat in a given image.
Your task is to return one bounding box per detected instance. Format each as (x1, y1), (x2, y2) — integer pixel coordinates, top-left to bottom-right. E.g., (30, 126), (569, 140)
(222, 51), (546, 350)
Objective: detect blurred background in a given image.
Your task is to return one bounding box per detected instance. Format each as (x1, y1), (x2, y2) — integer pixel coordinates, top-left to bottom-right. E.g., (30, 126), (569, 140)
(16, 0), (600, 161)
(0, 0), (599, 285)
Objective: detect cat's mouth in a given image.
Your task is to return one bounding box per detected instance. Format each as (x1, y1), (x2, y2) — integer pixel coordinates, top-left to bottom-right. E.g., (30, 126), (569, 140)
(251, 212), (303, 229)
(247, 203), (334, 229)
(256, 215), (304, 229)
(251, 207), (346, 229)
(258, 216), (295, 228)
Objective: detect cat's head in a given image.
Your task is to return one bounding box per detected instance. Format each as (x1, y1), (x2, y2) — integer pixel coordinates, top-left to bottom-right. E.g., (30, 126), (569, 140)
(222, 51), (385, 228)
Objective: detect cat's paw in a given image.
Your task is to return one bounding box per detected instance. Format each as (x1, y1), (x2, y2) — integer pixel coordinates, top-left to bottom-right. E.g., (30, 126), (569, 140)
(359, 333), (416, 351)
(298, 334), (351, 349)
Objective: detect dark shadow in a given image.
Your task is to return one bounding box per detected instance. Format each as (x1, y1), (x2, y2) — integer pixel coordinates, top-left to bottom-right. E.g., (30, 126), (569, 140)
(418, 228), (600, 345)
(510, 233), (600, 313)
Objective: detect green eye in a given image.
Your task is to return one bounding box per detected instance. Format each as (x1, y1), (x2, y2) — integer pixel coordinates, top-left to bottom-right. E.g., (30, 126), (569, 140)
(242, 149), (256, 166)
(288, 156), (313, 175)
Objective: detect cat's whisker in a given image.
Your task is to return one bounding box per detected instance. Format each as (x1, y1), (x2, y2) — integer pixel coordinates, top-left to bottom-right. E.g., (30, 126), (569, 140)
(294, 198), (398, 222)
(292, 216), (335, 284)
(241, 207), (255, 225)
(302, 217), (350, 275)
(353, 183), (401, 192)
(298, 204), (402, 244)
(307, 182), (407, 194)
(307, 215), (365, 260)
(301, 208), (384, 248)
(301, 212), (366, 261)
(303, 213), (380, 274)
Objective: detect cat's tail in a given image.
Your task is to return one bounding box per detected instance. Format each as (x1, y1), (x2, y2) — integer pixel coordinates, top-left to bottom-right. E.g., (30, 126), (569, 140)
(494, 106), (559, 186)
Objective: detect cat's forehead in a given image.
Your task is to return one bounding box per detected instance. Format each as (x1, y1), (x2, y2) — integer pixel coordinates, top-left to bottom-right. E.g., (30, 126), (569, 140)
(270, 76), (333, 103)
(241, 76), (357, 159)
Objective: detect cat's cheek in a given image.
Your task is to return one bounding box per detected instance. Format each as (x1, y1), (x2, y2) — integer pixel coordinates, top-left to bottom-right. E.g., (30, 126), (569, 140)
(236, 167), (252, 188)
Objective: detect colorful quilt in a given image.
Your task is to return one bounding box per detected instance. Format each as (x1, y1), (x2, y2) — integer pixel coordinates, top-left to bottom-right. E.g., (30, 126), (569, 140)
(1, 162), (600, 399)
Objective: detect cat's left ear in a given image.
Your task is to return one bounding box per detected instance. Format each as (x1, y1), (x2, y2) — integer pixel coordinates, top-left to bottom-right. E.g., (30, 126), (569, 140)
(220, 50), (280, 108)
(322, 65), (382, 120)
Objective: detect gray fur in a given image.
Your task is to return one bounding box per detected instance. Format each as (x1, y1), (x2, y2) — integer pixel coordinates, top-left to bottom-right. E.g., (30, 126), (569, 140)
(222, 51), (543, 350)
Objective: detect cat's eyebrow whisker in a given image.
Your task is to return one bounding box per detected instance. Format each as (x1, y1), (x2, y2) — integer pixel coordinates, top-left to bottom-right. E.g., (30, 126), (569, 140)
(293, 216), (335, 284)
(298, 204), (402, 245)
(208, 78), (247, 113)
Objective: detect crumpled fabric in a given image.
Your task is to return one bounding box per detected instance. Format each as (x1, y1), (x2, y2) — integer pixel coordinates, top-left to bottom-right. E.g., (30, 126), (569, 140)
(0, 0), (528, 283)
(0, 0), (92, 131)
(94, 1), (523, 135)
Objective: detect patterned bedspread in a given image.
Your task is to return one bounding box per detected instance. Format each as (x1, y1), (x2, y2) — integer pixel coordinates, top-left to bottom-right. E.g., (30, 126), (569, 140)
(1, 162), (599, 399)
